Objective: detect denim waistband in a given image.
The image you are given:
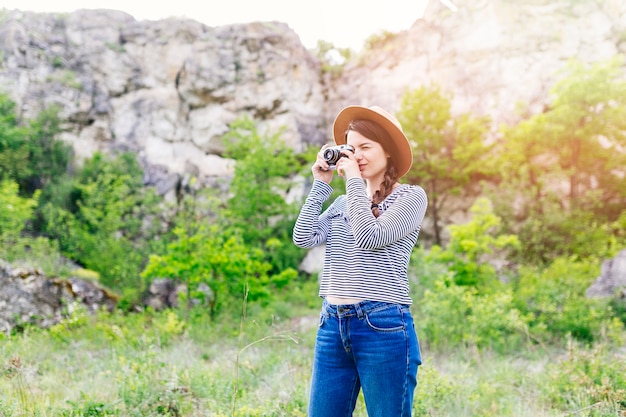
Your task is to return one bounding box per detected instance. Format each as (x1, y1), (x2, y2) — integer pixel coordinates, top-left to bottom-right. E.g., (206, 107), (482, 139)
(322, 298), (408, 318)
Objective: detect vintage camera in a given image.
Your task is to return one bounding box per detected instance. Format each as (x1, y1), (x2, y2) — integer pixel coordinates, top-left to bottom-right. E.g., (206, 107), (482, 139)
(323, 144), (355, 168)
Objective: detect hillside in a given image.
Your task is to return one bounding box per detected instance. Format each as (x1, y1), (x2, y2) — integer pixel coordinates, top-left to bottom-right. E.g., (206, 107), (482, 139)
(1, 0), (623, 200)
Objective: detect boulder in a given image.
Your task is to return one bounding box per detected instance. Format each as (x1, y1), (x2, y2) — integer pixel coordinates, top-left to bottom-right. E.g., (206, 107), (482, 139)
(586, 249), (626, 298)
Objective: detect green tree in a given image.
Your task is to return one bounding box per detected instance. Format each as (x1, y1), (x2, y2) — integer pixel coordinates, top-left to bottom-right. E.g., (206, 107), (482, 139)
(42, 152), (165, 296)
(513, 257), (622, 344)
(398, 85), (493, 245)
(23, 104), (72, 194)
(0, 94), (72, 197)
(0, 94), (31, 184)
(494, 57), (626, 264)
(312, 40), (352, 74)
(426, 197), (519, 290)
(221, 116), (303, 274)
(0, 180), (39, 251)
(546, 57), (626, 215)
(140, 117), (308, 318)
(141, 224), (274, 319)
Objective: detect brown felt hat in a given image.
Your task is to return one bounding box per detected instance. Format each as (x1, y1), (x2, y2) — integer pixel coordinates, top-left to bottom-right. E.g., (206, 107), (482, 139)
(332, 105), (413, 178)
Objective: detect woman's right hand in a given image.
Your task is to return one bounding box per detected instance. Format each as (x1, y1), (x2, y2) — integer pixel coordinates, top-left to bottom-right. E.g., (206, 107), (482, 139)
(312, 144), (334, 184)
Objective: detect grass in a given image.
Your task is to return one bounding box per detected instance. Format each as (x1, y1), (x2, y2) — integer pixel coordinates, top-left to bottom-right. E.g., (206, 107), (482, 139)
(0, 301), (625, 417)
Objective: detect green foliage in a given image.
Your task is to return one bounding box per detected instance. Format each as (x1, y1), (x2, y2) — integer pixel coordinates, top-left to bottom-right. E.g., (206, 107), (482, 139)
(398, 85), (493, 244)
(0, 94), (76, 274)
(222, 116), (305, 276)
(494, 56), (626, 265)
(1, 293), (625, 416)
(511, 202), (624, 264)
(311, 40), (352, 75)
(413, 366), (456, 417)
(542, 343), (626, 414)
(0, 180), (38, 240)
(0, 235), (73, 277)
(410, 198), (527, 352)
(410, 196), (622, 351)
(513, 257), (624, 344)
(547, 56), (626, 211)
(140, 116), (307, 317)
(0, 178), (67, 273)
(222, 116), (298, 240)
(141, 224), (274, 318)
(42, 152), (165, 294)
(418, 277), (529, 352)
(363, 30), (399, 51)
(609, 295), (626, 327)
(0, 181), (62, 271)
(0, 95), (31, 184)
(22, 103), (72, 194)
(0, 94), (72, 198)
(426, 197), (519, 289)
(77, 151), (145, 187)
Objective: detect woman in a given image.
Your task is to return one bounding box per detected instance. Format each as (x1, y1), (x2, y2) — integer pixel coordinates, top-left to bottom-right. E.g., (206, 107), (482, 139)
(293, 105), (428, 417)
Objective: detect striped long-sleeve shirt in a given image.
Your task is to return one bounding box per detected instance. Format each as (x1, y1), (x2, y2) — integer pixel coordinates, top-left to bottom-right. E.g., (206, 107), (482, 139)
(293, 177), (428, 305)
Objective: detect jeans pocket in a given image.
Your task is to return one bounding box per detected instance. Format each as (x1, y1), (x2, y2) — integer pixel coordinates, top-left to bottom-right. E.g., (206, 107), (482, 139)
(364, 305), (405, 332)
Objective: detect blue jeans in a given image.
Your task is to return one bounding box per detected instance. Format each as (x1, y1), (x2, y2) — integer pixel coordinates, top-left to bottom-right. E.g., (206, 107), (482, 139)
(308, 299), (421, 417)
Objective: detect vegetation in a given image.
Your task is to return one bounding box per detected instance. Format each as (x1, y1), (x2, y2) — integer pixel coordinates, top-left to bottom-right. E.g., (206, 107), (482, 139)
(1, 55), (626, 416)
(399, 85), (494, 245)
(364, 30), (399, 49)
(491, 56), (626, 265)
(311, 39), (353, 75)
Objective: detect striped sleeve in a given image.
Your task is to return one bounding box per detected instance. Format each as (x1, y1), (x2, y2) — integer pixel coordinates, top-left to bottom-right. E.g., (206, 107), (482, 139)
(292, 179), (334, 249)
(346, 178), (428, 249)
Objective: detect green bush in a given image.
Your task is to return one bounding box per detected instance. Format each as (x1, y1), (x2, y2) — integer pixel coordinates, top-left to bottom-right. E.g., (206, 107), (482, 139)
(425, 197), (519, 290)
(0, 180), (46, 263)
(141, 224), (276, 319)
(0, 180), (38, 239)
(42, 152), (166, 294)
(541, 342), (626, 414)
(417, 277), (529, 352)
(513, 257), (624, 344)
(413, 365), (457, 417)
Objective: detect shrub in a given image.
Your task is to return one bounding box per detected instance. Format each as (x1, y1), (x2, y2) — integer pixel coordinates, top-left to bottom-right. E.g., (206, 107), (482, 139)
(425, 197), (519, 291)
(513, 257), (623, 344)
(541, 342), (626, 413)
(417, 277), (529, 353)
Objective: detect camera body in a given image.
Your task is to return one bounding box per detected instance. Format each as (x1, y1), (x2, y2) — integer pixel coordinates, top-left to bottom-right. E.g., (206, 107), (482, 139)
(323, 144), (355, 168)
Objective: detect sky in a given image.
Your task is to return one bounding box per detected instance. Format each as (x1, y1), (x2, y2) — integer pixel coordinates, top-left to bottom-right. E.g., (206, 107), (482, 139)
(1, 0), (436, 50)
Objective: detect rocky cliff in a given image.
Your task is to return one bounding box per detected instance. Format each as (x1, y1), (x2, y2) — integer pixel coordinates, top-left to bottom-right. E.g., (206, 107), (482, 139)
(0, 260), (117, 332)
(0, 9), (325, 198)
(0, 0), (625, 200)
(328, 0), (626, 128)
(1, 1), (625, 330)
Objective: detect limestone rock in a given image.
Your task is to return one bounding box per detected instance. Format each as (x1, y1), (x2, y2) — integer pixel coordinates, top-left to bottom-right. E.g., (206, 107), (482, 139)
(1, 2), (624, 201)
(0, 10), (326, 199)
(587, 249), (626, 298)
(0, 260), (117, 333)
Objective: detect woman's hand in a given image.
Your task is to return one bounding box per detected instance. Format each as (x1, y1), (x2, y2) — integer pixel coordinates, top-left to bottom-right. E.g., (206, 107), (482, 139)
(312, 144), (334, 184)
(335, 148), (361, 179)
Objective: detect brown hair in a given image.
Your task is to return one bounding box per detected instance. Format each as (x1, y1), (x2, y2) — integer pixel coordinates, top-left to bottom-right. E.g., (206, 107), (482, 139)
(347, 119), (399, 217)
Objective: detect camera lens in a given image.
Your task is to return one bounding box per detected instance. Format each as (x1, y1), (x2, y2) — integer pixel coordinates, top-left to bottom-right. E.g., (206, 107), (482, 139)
(323, 148), (338, 163)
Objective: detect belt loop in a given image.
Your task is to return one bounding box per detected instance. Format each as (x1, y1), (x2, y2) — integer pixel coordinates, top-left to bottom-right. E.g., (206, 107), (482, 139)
(355, 303), (364, 319)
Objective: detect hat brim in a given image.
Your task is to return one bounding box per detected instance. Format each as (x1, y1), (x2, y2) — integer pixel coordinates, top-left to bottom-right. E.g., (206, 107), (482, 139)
(332, 105), (413, 178)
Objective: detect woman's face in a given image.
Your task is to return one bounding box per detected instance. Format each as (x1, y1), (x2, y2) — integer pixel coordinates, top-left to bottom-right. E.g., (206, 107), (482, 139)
(346, 130), (389, 182)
